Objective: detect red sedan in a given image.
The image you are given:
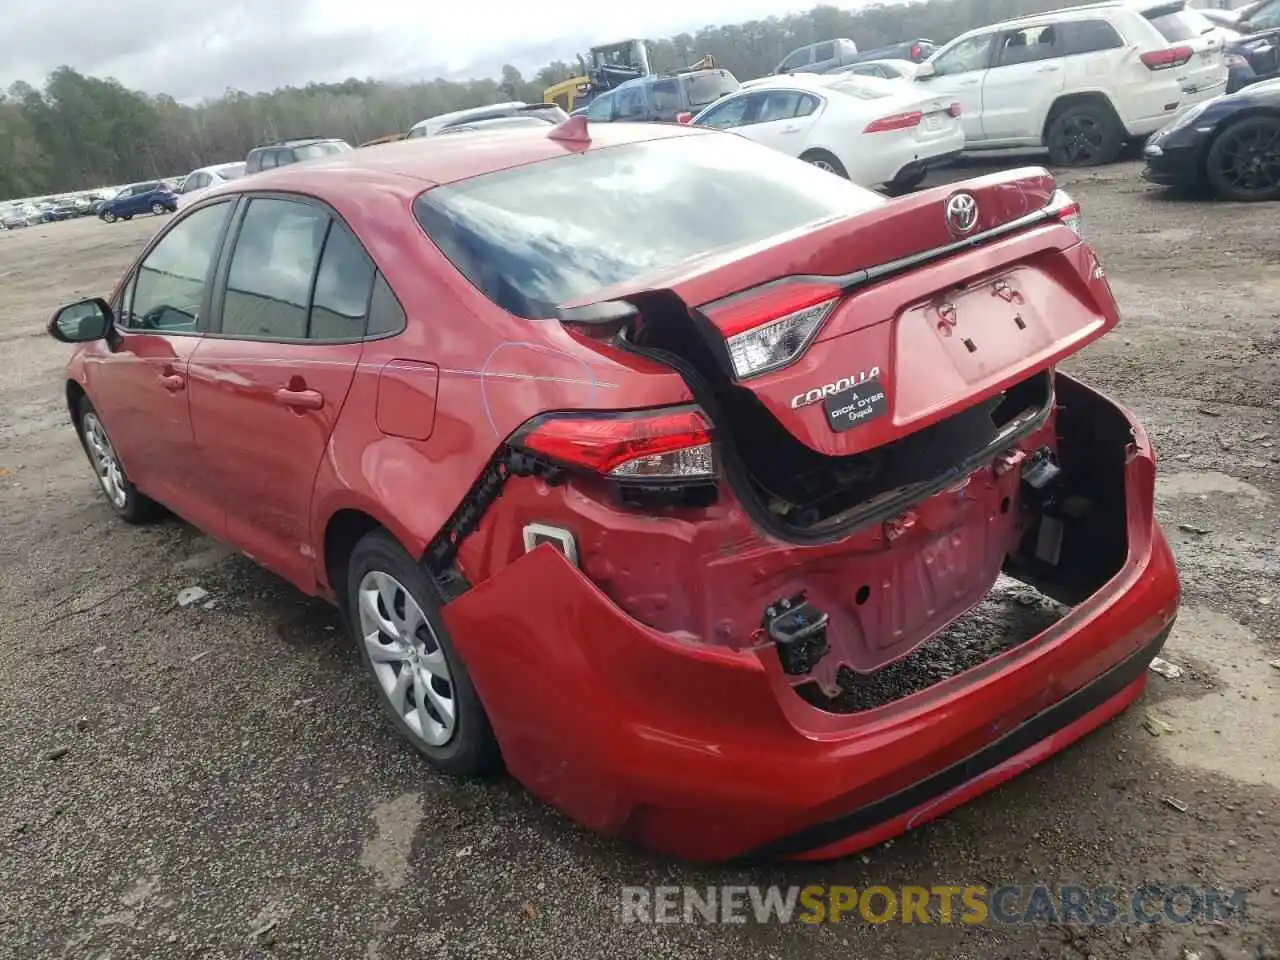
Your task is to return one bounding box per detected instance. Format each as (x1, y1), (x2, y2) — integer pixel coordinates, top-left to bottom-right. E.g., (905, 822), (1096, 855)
(48, 118), (1179, 862)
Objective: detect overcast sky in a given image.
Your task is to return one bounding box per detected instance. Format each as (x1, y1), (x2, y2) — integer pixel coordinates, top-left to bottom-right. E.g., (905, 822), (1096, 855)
(3, 0), (870, 102)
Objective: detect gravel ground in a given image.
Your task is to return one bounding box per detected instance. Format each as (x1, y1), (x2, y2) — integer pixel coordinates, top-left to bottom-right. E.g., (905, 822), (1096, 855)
(2, 161), (1279, 960)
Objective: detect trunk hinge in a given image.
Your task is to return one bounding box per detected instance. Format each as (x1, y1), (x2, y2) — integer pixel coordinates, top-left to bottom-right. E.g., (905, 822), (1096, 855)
(423, 447), (564, 601)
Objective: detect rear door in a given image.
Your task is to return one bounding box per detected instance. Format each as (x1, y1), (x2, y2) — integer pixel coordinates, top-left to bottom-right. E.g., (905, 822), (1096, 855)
(187, 196), (375, 591)
(744, 90), (823, 155)
(811, 41), (839, 73)
(920, 31), (997, 140)
(980, 22), (1069, 142)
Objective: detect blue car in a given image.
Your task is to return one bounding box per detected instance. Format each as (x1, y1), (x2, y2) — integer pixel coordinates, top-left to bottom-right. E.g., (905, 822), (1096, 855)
(98, 181), (177, 223)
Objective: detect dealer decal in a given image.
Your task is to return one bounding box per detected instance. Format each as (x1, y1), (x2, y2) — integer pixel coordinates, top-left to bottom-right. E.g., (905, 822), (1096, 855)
(824, 378), (888, 432)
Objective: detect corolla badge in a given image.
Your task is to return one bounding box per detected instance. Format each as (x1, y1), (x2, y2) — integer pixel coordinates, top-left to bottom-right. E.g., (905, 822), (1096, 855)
(944, 191), (979, 235)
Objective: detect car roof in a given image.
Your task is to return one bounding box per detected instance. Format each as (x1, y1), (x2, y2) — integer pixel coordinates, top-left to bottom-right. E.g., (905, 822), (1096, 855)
(953, 0), (1164, 32)
(408, 101), (529, 134)
(207, 121), (711, 201)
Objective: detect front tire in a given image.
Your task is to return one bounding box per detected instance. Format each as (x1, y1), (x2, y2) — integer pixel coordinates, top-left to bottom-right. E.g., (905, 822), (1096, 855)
(1046, 103), (1124, 167)
(75, 397), (158, 523)
(101, 211), (117, 223)
(345, 529), (501, 777)
(1205, 116), (1280, 202)
(800, 149), (850, 178)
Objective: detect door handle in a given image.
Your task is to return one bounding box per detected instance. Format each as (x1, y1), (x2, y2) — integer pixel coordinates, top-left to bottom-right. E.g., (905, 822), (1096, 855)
(781, 125), (802, 133)
(1037, 64), (1061, 72)
(958, 78), (980, 85)
(159, 372), (185, 391)
(274, 387), (324, 410)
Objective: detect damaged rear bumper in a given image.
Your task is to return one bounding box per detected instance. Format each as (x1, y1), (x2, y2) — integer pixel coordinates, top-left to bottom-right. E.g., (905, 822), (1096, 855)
(441, 377), (1180, 862)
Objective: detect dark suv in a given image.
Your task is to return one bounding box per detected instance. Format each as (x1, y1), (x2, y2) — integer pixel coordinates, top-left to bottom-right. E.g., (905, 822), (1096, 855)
(584, 70), (740, 124)
(245, 137), (353, 174)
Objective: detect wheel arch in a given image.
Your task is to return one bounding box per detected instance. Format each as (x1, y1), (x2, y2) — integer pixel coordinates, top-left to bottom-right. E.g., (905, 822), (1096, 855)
(66, 379), (87, 426)
(1041, 91), (1122, 145)
(321, 506), (396, 609)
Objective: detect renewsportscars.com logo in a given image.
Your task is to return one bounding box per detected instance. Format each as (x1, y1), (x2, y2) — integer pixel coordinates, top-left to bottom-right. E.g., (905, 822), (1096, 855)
(620, 884), (1248, 926)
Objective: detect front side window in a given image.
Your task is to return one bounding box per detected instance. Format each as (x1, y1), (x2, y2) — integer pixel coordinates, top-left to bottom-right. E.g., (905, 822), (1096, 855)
(258, 151), (278, 170)
(124, 201), (232, 332)
(221, 198), (328, 340)
(586, 93), (616, 121)
(413, 134), (881, 319)
(813, 42), (836, 61)
(931, 33), (995, 75)
(780, 48), (810, 71)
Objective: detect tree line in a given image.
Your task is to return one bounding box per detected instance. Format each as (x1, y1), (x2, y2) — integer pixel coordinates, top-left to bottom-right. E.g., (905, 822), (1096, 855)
(0, 0), (1064, 201)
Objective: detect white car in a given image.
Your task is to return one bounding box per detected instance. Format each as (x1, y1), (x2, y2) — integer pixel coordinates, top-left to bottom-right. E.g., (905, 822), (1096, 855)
(829, 59), (921, 81)
(176, 161), (246, 208)
(690, 73), (964, 192)
(914, 0), (1228, 166)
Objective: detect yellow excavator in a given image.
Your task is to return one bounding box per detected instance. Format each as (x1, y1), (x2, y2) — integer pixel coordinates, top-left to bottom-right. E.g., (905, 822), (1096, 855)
(543, 40), (719, 113)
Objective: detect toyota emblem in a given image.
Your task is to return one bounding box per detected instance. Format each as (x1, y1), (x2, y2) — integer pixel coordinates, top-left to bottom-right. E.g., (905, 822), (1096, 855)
(944, 192), (979, 235)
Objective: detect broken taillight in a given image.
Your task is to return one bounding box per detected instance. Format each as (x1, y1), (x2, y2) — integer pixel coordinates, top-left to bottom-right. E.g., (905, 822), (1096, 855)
(699, 279), (842, 380)
(512, 406), (715, 480)
(1045, 189), (1082, 236)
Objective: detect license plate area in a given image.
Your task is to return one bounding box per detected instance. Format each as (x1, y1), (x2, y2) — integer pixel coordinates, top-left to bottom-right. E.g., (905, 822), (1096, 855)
(923, 113), (943, 131)
(918, 274), (1054, 384)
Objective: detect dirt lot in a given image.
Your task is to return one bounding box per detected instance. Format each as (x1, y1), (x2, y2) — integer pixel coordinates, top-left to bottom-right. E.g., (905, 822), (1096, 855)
(2, 161), (1278, 960)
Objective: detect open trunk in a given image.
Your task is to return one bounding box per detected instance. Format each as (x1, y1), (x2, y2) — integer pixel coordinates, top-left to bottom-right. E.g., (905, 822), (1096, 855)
(562, 167), (1114, 543)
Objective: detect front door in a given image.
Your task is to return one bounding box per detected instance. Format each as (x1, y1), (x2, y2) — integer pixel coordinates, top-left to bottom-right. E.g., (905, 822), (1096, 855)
(921, 32), (997, 141)
(188, 196), (375, 592)
(87, 200), (235, 533)
(980, 24), (1068, 143)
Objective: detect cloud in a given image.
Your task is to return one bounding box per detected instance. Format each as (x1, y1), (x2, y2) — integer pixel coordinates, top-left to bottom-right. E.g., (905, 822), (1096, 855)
(1, 0), (870, 99)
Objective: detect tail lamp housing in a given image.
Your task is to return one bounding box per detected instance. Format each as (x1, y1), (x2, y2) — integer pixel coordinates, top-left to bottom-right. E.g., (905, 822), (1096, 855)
(699, 279), (842, 380)
(512, 405), (715, 482)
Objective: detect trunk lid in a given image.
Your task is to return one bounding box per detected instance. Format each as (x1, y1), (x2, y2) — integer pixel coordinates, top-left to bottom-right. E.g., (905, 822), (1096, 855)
(567, 168), (1114, 459)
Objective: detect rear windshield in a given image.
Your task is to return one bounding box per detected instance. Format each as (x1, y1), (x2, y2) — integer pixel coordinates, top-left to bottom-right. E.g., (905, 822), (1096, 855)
(1144, 3), (1214, 40)
(295, 141), (350, 160)
(682, 72), (741, 108)
(218, 163), (246, 180)
(413, 133), (878, 319)
(826, 78), (895, 99)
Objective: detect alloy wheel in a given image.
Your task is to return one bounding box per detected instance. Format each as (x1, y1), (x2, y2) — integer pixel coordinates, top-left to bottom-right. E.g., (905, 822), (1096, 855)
(81, 412), (127, 509)
(151, 202), (166, 215)
(808, 157), (837, 173)
(1058, 114), (1105, 165)
(357, 570), (456, 746)
(1214, 122), (1280, 199)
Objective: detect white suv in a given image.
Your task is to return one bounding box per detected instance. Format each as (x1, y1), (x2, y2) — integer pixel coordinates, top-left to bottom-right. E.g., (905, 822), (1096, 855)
(915, 0), (1228, 165)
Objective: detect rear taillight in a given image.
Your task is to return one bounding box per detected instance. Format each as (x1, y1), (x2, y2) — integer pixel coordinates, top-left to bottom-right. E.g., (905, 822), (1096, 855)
(910, 44), (922, 60)
(513, 406), (715, 480)
(1140, 46), (1193, 70)
(1045, 189), (1082, 236)
(947, 102), (962, 117)
(700, 280), (842, 380)
(864, 110), (922, 133)
(676, 111), (693, 124)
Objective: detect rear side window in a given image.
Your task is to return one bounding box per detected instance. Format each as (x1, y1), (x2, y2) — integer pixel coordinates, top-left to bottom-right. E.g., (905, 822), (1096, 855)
(1144, 3), (1213, 41)
(309, 221), (376, 340)
(222, 198), (328, 339)
(996, 25), (1065, 66)
(258, 151), (278, 171)
(1063, 19), (1125, 54)
(814, 42), (836, 61)
(413, 134), (880, 319)
(648, 79), (681, 114)
(757, 91), (805, 122)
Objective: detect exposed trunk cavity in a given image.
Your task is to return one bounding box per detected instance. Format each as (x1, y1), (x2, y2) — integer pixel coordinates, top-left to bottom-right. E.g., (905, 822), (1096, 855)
(625, 288), (1053, 541)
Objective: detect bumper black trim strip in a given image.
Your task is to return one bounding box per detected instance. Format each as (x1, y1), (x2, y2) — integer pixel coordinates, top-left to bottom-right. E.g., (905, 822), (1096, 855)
(746, 622), (1173, 860)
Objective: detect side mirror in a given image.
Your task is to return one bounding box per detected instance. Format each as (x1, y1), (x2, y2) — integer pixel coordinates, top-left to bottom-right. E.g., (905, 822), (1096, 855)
(915, 61), (937, 79)
(48, 298), (113, 343)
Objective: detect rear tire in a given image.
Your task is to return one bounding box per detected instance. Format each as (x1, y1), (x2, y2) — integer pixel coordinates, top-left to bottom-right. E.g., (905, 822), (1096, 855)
(1046, 103), (1124, 167)
(800, 149), (850, 178)
(1205, 116), (1280, 202)
(886, 168), (928, 195)
(75, 397), (159, 523)
(151, 202), (166, 215)
(345, 529), (501, 777)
